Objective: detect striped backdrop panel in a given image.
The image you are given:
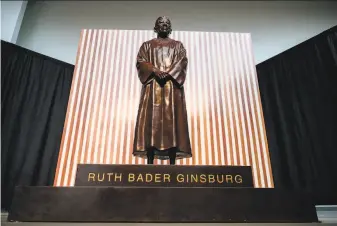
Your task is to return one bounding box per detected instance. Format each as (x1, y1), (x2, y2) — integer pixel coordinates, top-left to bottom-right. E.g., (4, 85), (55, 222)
(54, 29), (274, 188)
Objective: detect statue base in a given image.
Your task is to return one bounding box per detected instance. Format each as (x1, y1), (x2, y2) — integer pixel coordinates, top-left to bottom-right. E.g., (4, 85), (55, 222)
(8, 186), (318, 223)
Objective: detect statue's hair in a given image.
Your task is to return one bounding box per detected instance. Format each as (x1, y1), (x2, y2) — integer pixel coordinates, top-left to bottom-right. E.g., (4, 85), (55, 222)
(154, 16), (172, 35)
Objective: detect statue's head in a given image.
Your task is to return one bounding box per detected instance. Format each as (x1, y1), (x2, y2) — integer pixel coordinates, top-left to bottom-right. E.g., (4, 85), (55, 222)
(154, 16), (172, 37)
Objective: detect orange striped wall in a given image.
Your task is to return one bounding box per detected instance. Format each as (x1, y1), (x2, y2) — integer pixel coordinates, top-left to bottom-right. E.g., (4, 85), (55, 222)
(54, 29), (274, 188)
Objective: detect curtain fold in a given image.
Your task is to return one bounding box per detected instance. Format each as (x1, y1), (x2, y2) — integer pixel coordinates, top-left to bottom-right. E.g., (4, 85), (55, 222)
(256, 26), (337, 204)
(1, 41), (74, 211)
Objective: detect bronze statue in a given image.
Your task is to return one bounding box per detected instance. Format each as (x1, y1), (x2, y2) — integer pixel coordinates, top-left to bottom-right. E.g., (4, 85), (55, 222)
(133, 16), (192, 165)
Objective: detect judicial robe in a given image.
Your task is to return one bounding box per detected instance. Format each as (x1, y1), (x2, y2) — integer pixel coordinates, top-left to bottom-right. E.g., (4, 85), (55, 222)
(133, 38), (192, 160)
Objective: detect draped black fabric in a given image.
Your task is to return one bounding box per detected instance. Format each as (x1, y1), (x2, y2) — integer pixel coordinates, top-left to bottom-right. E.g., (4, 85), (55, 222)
(256, 26), (337, 204)
(1, 41), (74, 211)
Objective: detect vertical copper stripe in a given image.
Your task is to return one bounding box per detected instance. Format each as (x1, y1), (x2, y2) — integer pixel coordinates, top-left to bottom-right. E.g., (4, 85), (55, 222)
(232, 33), (242, 166)
(210, 32), (224, 166)
(59, 29), (89, 186)
(67, 29), (97, 185)
(54, 30), (274, 187)
(68, 30), (91, 185)
(246, 35), (270, 187)
(242, 35), (259, 187)
(221, 33), (233, 166)
(172, 31), (179, 165)
(99, 30), (112, 164)
(235, 33), (250, 167)
(100, 30), (113, 165)
(82, 30), (100, 164)
(248, 34), (273, 187)
(91, 30), (108, 165)
(175, 32), (183, 165)
(111, 30), (125, 165)
(245, 34), (265, 187)
(123, 30), (136, 164)
(195, 32), (203, 165)
(146, 30), (154, 165)
(54, 29), (85, 186)
(86, 30), (102, 164)
(186, 31), (193, 166)
(94, 30), (109, 164)
(205, 32), (218, 165)
(109, 30), (123, 164)
(215, 32), (228, 166)
(105, 30), (119, 165)
(63, 29), (87, 186)
(232, 33), (245, 166)
(238, 35), (254, 172)
(88, 29), (103, 164)
(75, 30), (94, 169)
(241, 34), (261, 187)
(212, 32), (223, 166)
(135, 30), (144, 166)
(202, 32), (213, 166)
(190, 31), (198, 166)
(115, 30), (130, 165)
(183, 31), (189, 165)
(131, 30), (141, 165)
(125, 30), (136, 165)
(200, 32), (208, 165)
(199, 32), (212, 165)
(228, 33), (239, 165)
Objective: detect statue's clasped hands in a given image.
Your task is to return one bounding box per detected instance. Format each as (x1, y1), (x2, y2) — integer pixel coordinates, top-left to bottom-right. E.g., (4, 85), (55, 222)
(155, 71), (170, 80)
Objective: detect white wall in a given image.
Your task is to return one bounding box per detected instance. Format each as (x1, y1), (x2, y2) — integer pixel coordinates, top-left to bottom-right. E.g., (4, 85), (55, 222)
(17, 1), (337, 64)
(1, 0), (27, 43)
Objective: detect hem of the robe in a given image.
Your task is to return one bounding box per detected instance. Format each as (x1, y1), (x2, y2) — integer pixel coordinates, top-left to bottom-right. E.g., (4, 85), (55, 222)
(133, 148), (192, 160)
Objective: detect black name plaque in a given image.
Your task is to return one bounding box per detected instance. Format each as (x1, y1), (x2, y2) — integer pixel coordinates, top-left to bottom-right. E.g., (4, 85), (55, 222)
(75, 164), (254, 187)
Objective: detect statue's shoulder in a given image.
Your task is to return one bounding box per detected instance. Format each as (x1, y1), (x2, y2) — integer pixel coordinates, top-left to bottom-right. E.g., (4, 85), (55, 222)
(166, 39), (183, 48)
(145, 38), (157, 44)
(169, 39), (183, 46)
(142, 38), (182, 48)
(138, 40), (153, 50)
(172, 39), (181, 43)
(147, 38), (180, 43)
(141, 40), (152, 46)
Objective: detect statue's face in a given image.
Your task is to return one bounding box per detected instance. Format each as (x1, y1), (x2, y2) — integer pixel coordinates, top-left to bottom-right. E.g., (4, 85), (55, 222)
(154, 16), (172, 35)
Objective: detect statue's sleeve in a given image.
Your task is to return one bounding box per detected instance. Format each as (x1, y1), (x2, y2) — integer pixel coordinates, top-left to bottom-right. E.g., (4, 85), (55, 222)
(167, 42), (188, 87)
(136, 42), (159, 84)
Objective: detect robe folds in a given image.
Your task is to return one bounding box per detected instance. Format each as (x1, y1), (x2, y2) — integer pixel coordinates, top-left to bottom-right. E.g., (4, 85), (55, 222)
(133, 38), (192, 160)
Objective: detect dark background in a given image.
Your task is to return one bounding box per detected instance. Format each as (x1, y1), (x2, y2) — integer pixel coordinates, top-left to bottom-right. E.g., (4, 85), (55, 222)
(256, 26), (337, 204)
(2, 26), (337, 211)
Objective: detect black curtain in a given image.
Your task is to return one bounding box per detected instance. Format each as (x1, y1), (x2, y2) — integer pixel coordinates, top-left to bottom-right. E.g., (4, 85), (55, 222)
(1, 41), (74, 211)
(256, 26), (337, 204)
